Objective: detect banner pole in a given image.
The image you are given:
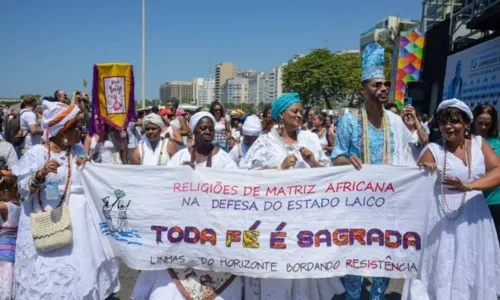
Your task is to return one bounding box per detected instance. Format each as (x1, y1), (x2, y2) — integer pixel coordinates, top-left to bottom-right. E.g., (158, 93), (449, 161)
(142, 0), (146, 110)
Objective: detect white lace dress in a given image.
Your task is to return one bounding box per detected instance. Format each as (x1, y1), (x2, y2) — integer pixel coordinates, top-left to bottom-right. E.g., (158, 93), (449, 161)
(12, 144), (120, 300)
(131, 148), (241, 300)
(402, 136), (500, 300)
(0, 202), (21, 300)
(238, 128), (344, 300)
(238, 128), (332, 170)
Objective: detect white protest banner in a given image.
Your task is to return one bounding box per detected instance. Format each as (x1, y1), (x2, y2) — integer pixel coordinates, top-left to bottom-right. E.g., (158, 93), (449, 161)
(80, 164), (435, 279)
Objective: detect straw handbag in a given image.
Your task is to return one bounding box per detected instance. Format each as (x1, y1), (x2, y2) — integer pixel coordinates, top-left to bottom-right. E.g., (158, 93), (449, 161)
(30, 150), (73, 252)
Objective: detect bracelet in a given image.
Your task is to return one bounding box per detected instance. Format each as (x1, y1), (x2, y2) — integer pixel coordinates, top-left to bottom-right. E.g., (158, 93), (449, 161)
(29, 176), (44, 189)
(277, 164), (282, 170)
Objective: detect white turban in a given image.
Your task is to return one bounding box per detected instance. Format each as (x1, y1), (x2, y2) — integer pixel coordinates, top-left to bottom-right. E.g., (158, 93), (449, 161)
(142, 113), (165, 130)
(190, 112), (216, 130)
(41, 100), (80, 137)
(242, 115), (262, 136)
(437, 98), (473, 123)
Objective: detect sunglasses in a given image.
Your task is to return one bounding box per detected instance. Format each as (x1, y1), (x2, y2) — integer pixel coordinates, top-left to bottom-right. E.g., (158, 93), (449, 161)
(214, 108), (222, 112)
(372, 82), (392, 89)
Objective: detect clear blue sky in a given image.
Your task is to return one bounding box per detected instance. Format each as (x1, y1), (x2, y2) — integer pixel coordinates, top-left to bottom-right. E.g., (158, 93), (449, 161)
(0, 0), (421, 100)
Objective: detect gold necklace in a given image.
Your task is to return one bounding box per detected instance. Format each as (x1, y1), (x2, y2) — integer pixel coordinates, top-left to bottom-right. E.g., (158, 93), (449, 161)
(361, 109), (390, 164)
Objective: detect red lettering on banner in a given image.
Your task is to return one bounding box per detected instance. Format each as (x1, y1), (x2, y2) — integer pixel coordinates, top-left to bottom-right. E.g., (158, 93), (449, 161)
(325, 181), (396, 193)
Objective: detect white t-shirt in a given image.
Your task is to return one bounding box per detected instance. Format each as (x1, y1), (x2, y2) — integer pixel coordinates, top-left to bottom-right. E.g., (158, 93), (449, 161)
(20, 109), (41, 150)
(228, 141), (249, 165)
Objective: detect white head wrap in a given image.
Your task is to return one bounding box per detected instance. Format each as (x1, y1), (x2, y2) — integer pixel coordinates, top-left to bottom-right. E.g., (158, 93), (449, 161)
(437, 98), (473, 123)
(142, 113), (165, 130)
(41, 100), (80, 137)
(190, 112), (216, 130)
(242, 115), (262, 136)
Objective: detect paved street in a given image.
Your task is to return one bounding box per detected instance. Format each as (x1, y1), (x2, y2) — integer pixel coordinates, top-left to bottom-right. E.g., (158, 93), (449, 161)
(115, 260), (404, 300)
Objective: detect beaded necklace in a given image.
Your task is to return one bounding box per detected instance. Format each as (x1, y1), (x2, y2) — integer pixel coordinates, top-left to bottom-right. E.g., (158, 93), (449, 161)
(360, 109), (390, 164)
(440, 139), (471, 220)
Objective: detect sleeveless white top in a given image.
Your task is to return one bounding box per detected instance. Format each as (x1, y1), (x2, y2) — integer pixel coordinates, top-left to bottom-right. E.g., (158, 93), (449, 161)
(90, 135), (116, 164)
(317, 128), (329, 147)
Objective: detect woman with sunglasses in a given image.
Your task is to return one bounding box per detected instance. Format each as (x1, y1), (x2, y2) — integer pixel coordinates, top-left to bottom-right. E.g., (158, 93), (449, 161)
(471, 104), (500, 243)
(209, 101), (231, 152)
(403, 99), (500, 299)
(12, 100), (119, 299)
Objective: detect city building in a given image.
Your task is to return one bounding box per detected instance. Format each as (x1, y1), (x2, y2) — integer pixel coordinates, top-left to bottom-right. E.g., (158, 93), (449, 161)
(215, 62), (237, 102)
(333, 49), (360, 55)
(259, 66), (284, 105)
(288, 54), (305, 64)
(161, 81), (193, 104)
(246, 65), (286, 106)
(192, 78), (215, 107)
(0, 97), (22, 104)
(359, 16), (418, 50)
(159, 84), (167, 104)
(223, 77), (248, 106)
(248, 72), (262, 105)
(236, 70), (259, 78)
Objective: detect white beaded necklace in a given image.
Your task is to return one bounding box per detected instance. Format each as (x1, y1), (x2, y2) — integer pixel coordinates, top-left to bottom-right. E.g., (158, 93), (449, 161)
(440, 139), (471, 220)
(361, 109), (390, 164)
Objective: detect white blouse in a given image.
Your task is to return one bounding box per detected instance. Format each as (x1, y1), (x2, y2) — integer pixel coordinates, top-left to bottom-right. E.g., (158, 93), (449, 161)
(239, 128), (331, 169)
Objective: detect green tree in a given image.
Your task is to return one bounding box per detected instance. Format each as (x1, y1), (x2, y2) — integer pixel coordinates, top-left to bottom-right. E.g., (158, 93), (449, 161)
(34, 94), (42, 106)
(282, 48), (362, 109)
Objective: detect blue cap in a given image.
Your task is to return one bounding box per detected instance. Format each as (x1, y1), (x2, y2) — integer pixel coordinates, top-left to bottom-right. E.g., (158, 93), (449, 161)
(362, 43), (385, 81)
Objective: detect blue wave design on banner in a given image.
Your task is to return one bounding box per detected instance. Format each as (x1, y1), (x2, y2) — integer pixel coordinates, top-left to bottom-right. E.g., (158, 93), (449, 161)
(99, 222), (142, 246)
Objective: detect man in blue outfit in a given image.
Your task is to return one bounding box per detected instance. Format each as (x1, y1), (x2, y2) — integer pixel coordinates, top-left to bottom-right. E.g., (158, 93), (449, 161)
(331, 43), (427, 300)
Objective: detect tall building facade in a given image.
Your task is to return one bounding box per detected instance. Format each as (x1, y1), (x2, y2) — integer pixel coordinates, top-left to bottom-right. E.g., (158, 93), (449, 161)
(359, 16), (418, 50)
(160, 83), (168, 104)
(333, 49), (360, 55)
(215, 62), (237, 102)
(259, 66), (284, 104)
(246, 66), (285, 106)
(223, 78), (248, 106)
(248, 72), (262, 105)
(236, 70), (259, 78)
(192, 78), (215, 107)
(162, 81), (193, 104)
